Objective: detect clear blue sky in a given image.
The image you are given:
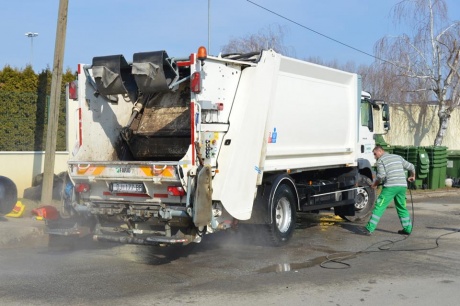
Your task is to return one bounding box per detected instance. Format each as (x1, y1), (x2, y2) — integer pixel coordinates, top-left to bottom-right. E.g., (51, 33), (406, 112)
(1, 0), (459, 72)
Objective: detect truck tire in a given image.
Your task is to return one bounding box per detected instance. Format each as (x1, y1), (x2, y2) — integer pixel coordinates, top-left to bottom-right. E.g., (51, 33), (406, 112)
(341, 174), (375, 222)
(266, 184), (297, 246)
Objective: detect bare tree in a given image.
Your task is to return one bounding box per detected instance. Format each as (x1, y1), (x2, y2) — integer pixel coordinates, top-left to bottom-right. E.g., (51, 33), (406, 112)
(374, 0), (460, 146)
(221, 24), (294, 56)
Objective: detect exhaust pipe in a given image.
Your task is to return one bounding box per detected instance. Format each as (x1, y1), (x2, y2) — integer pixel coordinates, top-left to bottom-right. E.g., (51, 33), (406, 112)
(93, 234), (188, 246)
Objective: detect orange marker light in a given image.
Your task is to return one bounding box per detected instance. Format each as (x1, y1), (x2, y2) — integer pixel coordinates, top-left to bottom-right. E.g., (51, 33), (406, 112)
(197, 46), (207, 61)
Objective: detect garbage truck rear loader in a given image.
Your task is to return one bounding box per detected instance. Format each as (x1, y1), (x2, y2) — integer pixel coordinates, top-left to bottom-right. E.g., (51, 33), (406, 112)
(49, 47), (388, 246)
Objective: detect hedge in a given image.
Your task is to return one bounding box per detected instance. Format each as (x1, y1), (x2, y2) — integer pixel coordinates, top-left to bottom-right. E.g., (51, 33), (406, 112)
(0, 66), (75, 151)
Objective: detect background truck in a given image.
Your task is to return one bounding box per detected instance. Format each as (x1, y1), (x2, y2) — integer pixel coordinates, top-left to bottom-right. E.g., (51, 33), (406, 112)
(48, 47), (389, 246)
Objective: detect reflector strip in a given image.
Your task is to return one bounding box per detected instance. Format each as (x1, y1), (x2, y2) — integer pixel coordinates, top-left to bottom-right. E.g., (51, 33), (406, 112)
(77, 165), (105, 175)
(176, 54), (195, 67)
(153, 193), (169, 198)
(177, 61), (191, 67)
(191, 102), (195, 166)
(78, 107), (82, 147)
(139, 166), (152, 176)
(140, 166), (175, 177)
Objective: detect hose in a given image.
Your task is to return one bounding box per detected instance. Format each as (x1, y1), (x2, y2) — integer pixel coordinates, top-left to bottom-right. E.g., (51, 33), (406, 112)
(319, 180), (459, 269)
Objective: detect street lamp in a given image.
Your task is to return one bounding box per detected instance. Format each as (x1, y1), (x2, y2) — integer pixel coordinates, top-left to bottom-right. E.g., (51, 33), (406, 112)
(25, 32), (38, 67)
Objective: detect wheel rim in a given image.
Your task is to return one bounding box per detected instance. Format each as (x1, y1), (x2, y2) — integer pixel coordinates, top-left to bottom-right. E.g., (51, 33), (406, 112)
(275, 197), (292, 233)
(355, 187), (369, 210)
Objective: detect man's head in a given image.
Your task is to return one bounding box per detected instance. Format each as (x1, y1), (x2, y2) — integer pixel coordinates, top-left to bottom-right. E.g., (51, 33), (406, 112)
(373, 145), (385, 159)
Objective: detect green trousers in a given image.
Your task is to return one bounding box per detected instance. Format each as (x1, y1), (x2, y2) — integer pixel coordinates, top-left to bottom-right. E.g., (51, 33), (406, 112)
(365, 186), (412, 233)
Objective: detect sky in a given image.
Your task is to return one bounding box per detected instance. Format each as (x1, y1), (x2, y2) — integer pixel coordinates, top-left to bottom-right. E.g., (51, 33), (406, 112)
(1, 0), (459, 72)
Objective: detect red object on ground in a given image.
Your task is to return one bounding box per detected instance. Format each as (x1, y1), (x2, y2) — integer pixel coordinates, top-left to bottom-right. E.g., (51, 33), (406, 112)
(31, 205), (59, 220)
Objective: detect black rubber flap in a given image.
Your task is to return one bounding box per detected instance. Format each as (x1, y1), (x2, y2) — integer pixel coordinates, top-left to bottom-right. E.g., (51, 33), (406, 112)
(132, 51), (178, 93)
(92, 54), (138, 100)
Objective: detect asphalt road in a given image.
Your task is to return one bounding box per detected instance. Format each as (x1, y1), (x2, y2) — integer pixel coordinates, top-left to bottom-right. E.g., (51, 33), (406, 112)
(0, 194), (459, 306)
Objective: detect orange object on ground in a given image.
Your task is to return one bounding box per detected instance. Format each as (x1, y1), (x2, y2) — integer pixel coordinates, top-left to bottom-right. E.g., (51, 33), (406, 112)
(31, 205), (59, 220)
(5, 201), (25, 218)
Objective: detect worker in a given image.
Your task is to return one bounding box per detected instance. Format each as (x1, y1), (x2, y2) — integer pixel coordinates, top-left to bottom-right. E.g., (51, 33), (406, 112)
(363, 145), (416, 235)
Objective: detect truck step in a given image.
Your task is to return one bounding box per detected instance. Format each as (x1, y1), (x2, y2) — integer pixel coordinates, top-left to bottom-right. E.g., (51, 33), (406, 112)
(47, 224), (84, 237)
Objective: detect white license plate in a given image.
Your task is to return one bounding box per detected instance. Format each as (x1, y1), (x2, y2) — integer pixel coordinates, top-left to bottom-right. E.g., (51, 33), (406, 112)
(110, 183), (145, 193)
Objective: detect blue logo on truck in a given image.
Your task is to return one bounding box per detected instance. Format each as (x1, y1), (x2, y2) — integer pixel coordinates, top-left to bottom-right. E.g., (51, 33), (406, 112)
(268, 127), (277, 143)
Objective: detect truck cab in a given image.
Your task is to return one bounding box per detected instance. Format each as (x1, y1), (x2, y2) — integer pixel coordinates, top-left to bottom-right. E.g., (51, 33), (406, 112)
(358, 90), (390, 165)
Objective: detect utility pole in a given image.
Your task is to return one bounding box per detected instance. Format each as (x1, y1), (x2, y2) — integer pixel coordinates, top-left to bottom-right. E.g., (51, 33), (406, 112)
(208, 0), (211, 53)
(41, 0), (69, 204)
(25, 32), (38, 67)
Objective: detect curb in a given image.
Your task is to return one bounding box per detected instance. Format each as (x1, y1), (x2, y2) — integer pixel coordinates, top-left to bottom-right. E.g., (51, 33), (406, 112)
(408, 188), (460, 200)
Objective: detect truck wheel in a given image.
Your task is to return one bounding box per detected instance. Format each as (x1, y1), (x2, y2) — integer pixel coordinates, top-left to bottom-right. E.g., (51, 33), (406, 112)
(266, 184), (296, 246)
(341, 175), (375, 222)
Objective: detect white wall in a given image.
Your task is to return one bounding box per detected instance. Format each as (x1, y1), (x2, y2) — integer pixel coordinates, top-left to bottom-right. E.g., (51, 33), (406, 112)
(384, 104), (460, 149)
(0, 152), (70, 197)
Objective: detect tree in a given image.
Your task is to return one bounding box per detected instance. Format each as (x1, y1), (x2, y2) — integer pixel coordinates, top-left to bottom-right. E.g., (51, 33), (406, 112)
(374, 0), (460, 146)
(221, 24), (294, 56)
(0, 65), (38, 93)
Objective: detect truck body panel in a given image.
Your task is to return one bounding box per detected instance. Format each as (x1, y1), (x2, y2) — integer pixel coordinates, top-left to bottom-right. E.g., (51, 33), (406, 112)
(210, 57), (279, 220)
(264, 55), (358, 171)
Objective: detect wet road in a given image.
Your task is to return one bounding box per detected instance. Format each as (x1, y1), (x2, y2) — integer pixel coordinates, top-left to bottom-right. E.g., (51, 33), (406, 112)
(1, 195), (459, 305)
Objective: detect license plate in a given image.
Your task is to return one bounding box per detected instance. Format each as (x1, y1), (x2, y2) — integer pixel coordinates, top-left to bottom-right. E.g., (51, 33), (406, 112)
(110, 183), (145, 193)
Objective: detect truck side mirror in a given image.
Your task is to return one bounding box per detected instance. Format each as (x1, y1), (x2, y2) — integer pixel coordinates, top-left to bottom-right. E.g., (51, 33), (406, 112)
(384, 121), (390, 131)
(382, 104), (390, 122)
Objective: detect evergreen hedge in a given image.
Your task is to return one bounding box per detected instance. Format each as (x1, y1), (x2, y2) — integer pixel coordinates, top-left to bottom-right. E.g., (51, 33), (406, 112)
(0, 65), (75, 151)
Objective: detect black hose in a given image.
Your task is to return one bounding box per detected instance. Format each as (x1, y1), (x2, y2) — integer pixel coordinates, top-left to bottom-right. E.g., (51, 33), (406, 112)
(319, 181), (458, 269)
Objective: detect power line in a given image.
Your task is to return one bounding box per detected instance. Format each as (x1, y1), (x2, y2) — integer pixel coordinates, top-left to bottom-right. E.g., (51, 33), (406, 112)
(246, 0), (391, 64)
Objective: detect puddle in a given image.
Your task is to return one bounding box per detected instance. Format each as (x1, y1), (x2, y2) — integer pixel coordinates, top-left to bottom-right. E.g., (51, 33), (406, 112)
(257, 253), (358, 273)
(257, 256), (327, 273)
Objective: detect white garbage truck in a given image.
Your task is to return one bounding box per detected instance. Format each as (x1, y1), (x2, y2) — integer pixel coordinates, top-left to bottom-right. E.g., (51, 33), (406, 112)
(49, 47), (389, 246)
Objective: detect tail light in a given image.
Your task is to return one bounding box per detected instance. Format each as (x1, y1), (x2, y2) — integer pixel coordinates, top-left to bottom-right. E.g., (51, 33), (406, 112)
(191, 72), (201, 93)
(167, 186), (185, 196)
(75, 183), (90, 193)
(68, 81), (78, 100)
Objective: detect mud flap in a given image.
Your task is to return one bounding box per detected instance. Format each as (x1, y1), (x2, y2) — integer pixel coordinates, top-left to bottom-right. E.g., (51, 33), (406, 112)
(193, 166), (213, 228)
